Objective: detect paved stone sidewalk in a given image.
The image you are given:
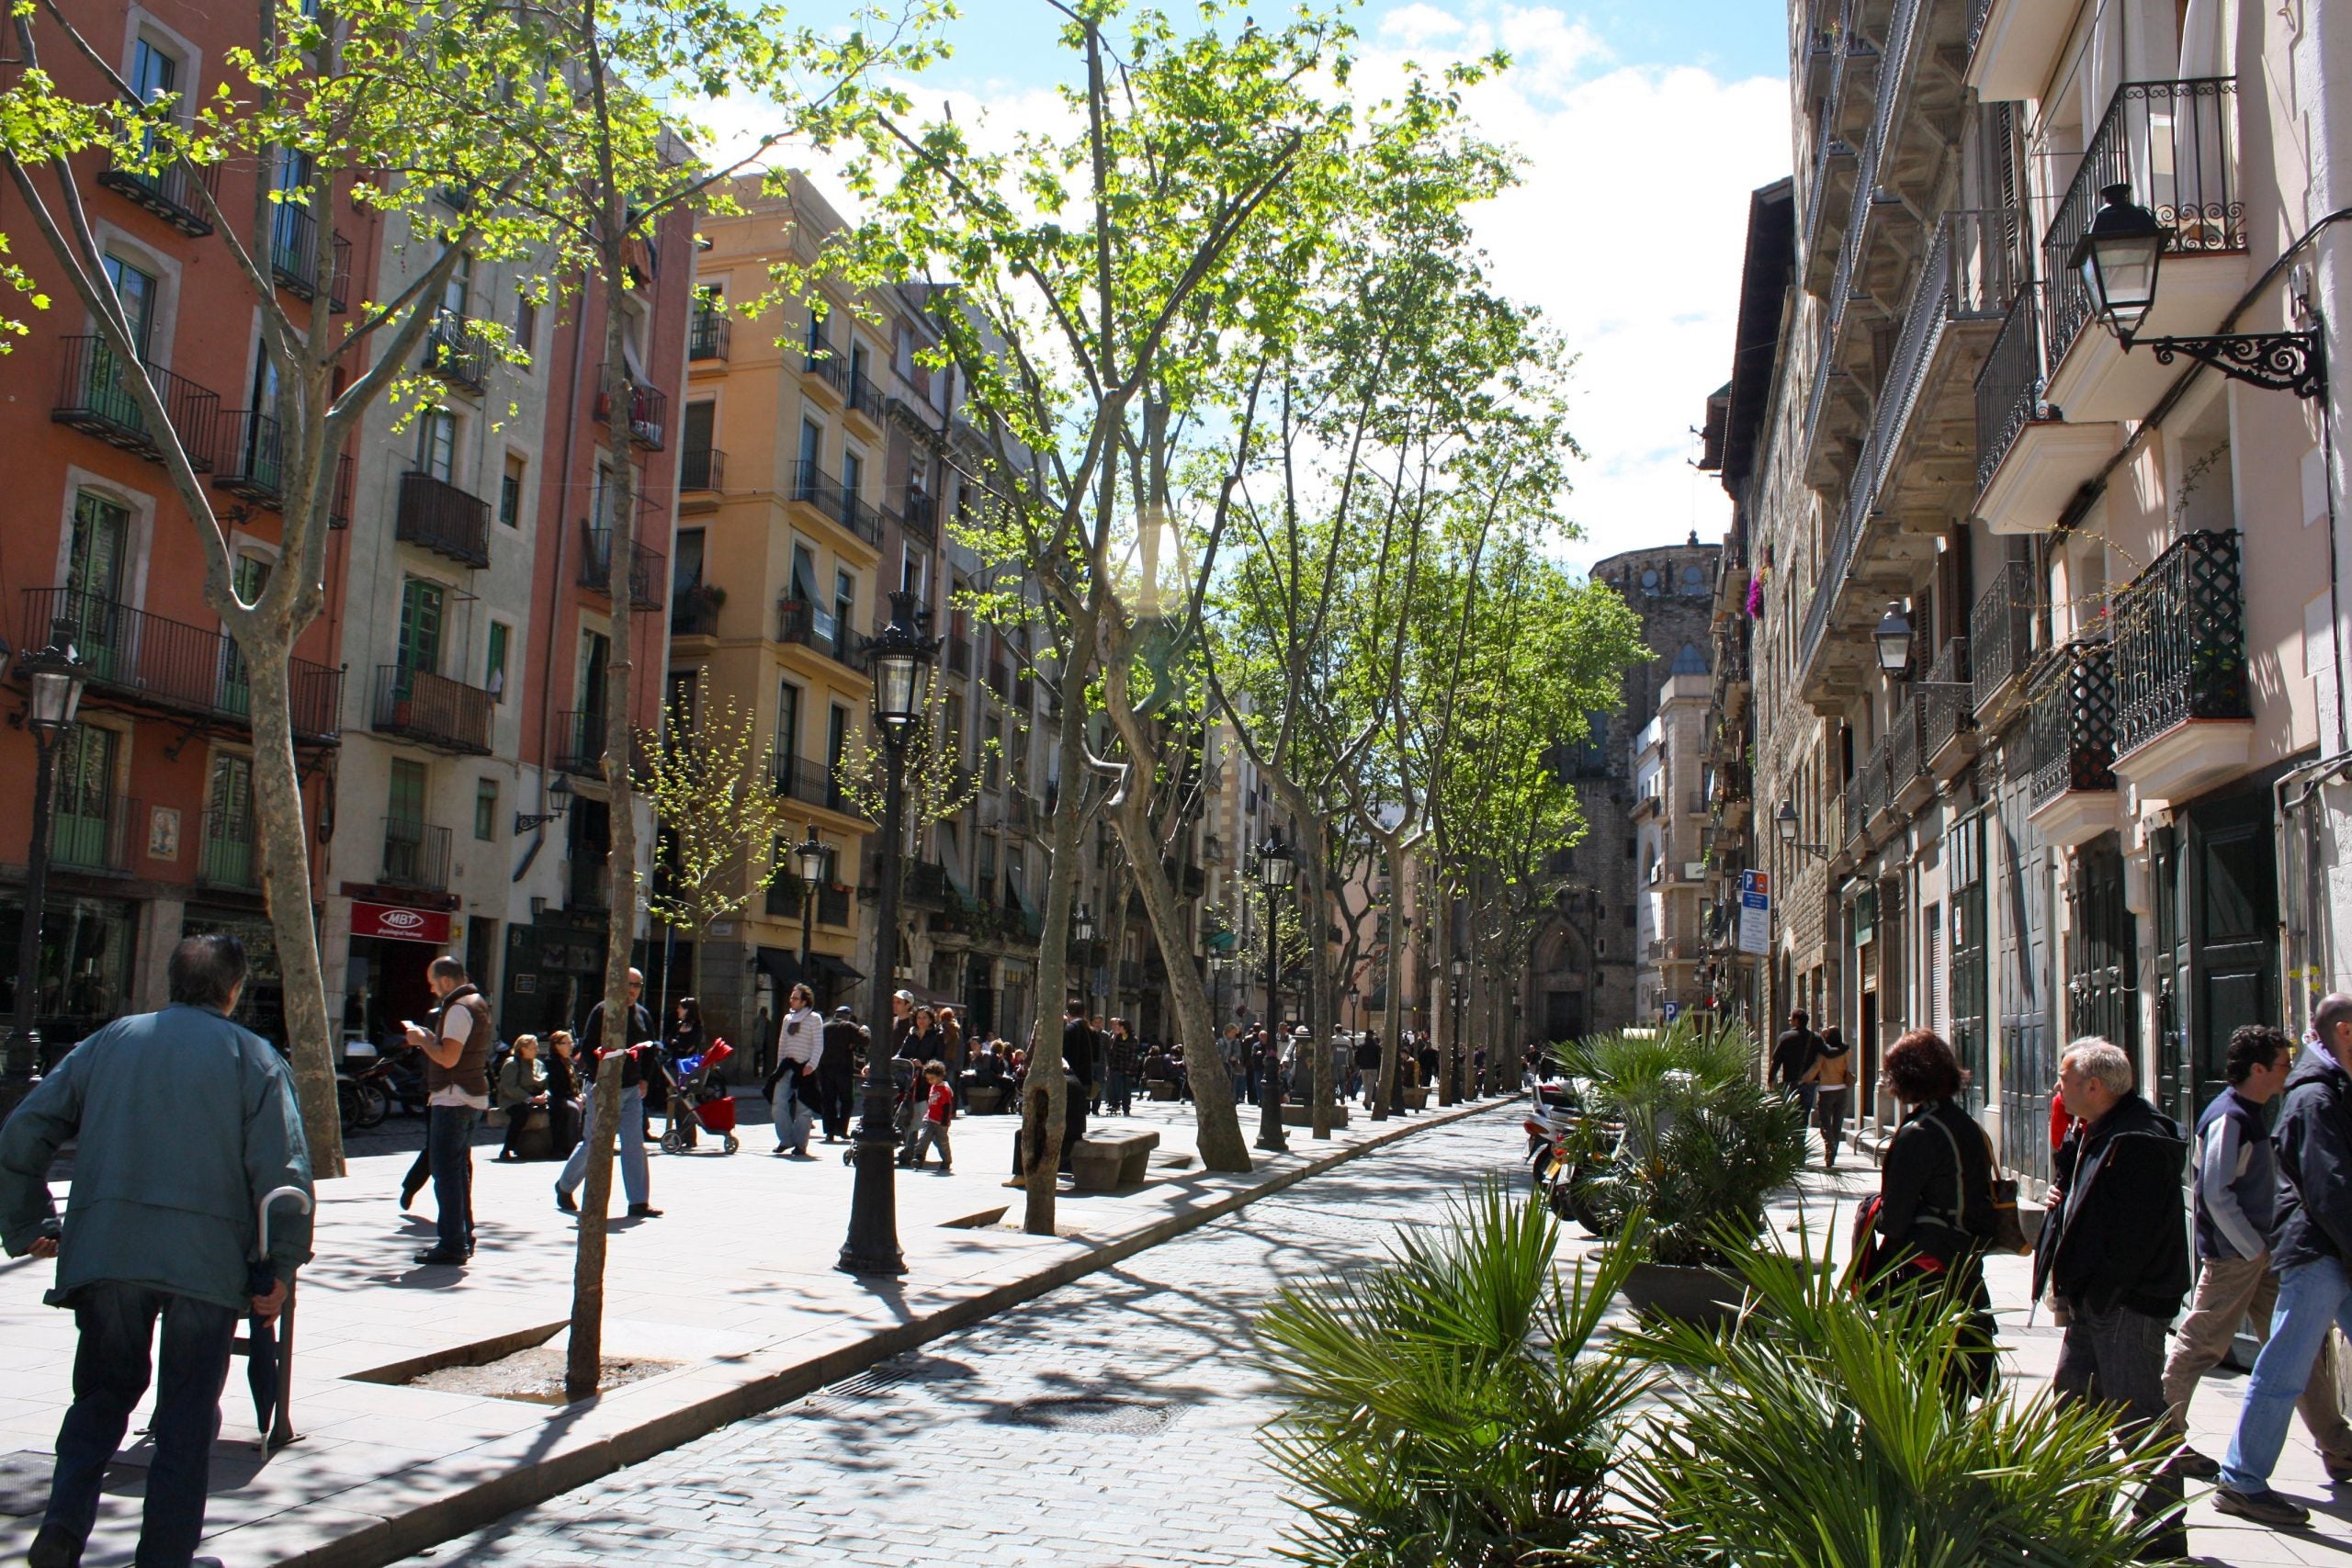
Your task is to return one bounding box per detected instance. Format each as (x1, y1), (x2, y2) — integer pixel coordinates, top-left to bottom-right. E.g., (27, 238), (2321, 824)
(400, 1109), (1515, 1568)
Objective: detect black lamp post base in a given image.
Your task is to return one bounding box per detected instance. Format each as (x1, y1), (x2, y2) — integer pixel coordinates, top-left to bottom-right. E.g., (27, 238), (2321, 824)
(837, 1135), (907, 1277)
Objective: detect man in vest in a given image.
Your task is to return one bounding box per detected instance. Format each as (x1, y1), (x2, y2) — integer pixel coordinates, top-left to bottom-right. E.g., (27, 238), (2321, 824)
(404, 954), (493, 1267)
(2161, 1024), (2352, 1482)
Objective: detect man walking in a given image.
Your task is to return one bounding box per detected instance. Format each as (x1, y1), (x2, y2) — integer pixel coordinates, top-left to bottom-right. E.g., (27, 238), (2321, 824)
(2219, 994), (2352, 1527)
(1, 934), (312, 1568)
(2162, 1023), (2352, 1482)
(557, 968), (662, 1220)
(1771, 1008), (1823, 1113)
(404, 955), (494, 1267)
(818, 1005), (865, 1142)
(2033, 1038), (2190, 1552)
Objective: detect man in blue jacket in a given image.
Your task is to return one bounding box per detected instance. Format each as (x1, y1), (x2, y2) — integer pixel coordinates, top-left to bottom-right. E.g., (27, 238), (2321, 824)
(0, 933), (313, 1568)
(2221, 993), (2352, 1527)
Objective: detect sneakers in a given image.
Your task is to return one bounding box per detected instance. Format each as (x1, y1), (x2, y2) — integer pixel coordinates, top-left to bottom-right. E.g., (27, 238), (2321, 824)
(28, 1524), (81, 1568)
(412, 1247), (469, 1267)
(554, 1187), (579, 1213)
(628, 1203), (663, 1219)
(2214, 1485), (2310, 1528)
(2166, 1447), (2221, 1481)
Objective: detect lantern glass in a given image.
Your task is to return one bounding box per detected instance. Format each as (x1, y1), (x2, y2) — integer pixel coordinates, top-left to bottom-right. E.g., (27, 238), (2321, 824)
(2070, 186), (2167, 338)
(1874, 603), (1912, 675)
(1776, 800), (1799, 843)
(795, 835), (829, 887)
(1258, 838), (1293, 889)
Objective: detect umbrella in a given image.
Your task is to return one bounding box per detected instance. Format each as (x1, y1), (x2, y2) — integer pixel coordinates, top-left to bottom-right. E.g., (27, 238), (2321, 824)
(245, 1185), (311, 1450)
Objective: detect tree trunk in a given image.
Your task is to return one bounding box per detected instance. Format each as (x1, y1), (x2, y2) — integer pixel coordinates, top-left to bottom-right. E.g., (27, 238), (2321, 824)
(1021, 680), (1093, 1232)
(1303, 844), (1335, 1140)
(1372, 836), (1405, 1122)
(565, 1050), (623, 1399)
(242, 648), (344, 1177)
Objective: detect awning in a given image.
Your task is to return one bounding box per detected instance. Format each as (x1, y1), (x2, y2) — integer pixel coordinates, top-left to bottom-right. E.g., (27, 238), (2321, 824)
(1204, 929), (1238, 954)
(942, 859), (973, 906)
(807, 952), (865, 986)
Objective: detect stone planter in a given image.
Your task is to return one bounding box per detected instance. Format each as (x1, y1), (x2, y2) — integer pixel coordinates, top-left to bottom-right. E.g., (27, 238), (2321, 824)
(1620, 1261), (1747, 1331)
(1281, 1103), (1350, 1128)
(967, 1084), (1005, 1116)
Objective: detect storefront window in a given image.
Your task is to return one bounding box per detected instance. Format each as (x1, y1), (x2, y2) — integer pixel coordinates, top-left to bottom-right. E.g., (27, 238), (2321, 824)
(0, 894), (138, 1060)
(185, 905), (286, 1049)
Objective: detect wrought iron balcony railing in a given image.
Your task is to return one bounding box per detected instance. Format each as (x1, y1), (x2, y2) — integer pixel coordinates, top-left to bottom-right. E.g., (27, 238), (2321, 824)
(804, 337), (848, 394)
(380, 816), (452, 893)
(772, 751), (850, 812)
(51, 790), (139, 874)
(1922, 637), (1973, 758)
(817, 884), (851, 926)
(2029, 639), (2119, 807)
(671, 586), (722, 637)
(777, 597), (868, 672)
(846, 368), (885, 424)
(555, 708), (608, 776)
(594, 367), (669, 449)
(1860, 733), (1894, 823)
(1974, 282), (2047, 496)
(96, 151), (220, 236)
(53, 336), (221, 471)
(1842, 765), (1870, 850)
(688, 305), (731, 361)
(2042, 79), (2245, 367)
(788, 460), (883, 547)
(424, 310), (492, 392)
(267, 206), (349, 312)
(1971, 558), (2038, 712)
(2110, 528), (2249, 758)
(371, 664), (493, 755)
(680, 445), (724, 491)
(895, 488), (938, 543)
(397, 470), (492, 567)
(23, 588), (341, 740)
(213, 413), (353, 528)
(1888, 694), (1926, 795)
(196, 803), (261, 889)
(577, 524), (665, 610)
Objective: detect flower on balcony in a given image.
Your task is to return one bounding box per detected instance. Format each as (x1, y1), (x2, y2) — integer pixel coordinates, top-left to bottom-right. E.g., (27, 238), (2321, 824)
(1746, 571), (1765, 620)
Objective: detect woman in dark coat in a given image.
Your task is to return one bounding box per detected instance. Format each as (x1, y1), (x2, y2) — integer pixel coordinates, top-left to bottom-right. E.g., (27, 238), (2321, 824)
(1867, 1028), (1999, 1394)
(543, 1030), (583, 1160)
(665, 996), (707, 1066)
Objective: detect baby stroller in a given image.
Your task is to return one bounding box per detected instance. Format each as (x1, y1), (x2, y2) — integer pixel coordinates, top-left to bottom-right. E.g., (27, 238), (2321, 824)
(660, 1039), (739, 1155)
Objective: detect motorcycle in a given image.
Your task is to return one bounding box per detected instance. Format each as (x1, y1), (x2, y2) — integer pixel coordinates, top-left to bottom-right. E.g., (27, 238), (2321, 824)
(336, 1070), (389, 1132)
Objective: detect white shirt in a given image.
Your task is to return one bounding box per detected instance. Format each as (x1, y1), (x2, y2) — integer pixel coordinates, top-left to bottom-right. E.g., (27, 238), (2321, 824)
(776, 1007), (823, 1071)
(426, 1001), (491, 1111)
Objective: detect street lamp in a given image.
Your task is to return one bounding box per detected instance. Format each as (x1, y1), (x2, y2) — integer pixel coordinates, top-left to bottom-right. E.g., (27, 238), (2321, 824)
(1449, 953), (1469, 1100)
(793, 829), (828, 1007)
(2070, 183), (2325, 398)
(1776, 799), (1832, 863)
(1254, 829), (1293, 1155)
(1072, 903), (1095, 1019)
(839, 588), (936, 1278)
(5, 618), (87, 1098)
(514, 771), (574, 833)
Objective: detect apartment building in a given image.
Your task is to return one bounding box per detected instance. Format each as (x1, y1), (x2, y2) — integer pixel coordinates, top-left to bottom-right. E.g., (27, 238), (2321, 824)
(1719, 0), (2351, 1188)
(0, 2), (379, 1050)
(1632, 665), (1715, 1021)
(1521, 538), (1718, 1043)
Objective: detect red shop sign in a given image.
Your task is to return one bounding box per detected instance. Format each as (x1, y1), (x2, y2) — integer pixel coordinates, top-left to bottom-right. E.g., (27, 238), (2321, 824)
(351, 901), (451, 945)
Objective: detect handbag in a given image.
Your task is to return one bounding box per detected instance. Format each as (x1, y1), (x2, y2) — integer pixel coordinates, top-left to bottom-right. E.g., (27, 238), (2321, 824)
(1924, 1110), (2031, 1257)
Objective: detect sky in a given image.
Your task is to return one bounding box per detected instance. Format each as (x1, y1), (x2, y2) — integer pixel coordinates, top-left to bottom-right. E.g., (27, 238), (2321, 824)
(777, 0), (1795, 578)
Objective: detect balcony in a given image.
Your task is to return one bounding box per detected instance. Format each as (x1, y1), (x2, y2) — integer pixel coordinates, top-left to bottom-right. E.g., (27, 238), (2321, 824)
(213, 413), (353, 528)
(380, 817), (452, 894)
(397, 470), (491, 567)
(51, 790), (139, 875)
(671, 584), (723, 637)
(96, 151), (219, 236)
(53, 336), (220, 471)
(371, 665), (493, 755)
(577, 525), (665, 611)
(869, 854), (951, 908)
(1801, 212), (2019, 705)
(817, 885), (852, 927)
(688, 306), (730, 363)
(2109, 530), (2252, 801)
(267, 207), (349, 312)
(680, 445), (724, 493)
(555, 709), (609, 777)
(803, 337), (848, 403)
(788, 460), (884, 548)
(1921, 637), (1976, 777)
(22, 588), (341, 740)
(1970, 558), (2039, 721)
(594, 367), (669, 449)
(1842, 762), (1871, 854)
(844, 369), (885, 432)
(944, 635), (972, 678)
(196, 803), (260, 889)
(1973, 283), (2117, 533)
(2042, 80), (2247, 423)
(1887, 693), (1929, 812)
(1967, 0), (2073, 100)
(895, 488), (938, 543)
(772, 751), (854, 814)
(776, 598), (867, 673)
(1860, 732), (1894, 830)
(423, 310), (492, 393)
(2027, 640), (2119, 848)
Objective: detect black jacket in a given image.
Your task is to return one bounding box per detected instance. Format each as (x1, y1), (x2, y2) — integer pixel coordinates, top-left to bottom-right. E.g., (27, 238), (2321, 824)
(2033, 1093), (2190, 1319)
(1771, 1028), (1822, 1087)
(2269, 1043), (2352, 1272)
(1063, 1017), (1098, 1087)
(819, 1021), (865, 1084)
(1877, 1099), (1998, 1269)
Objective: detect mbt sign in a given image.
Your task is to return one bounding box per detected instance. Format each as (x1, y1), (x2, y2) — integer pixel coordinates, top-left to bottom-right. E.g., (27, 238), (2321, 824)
(351, 901), (451, 944)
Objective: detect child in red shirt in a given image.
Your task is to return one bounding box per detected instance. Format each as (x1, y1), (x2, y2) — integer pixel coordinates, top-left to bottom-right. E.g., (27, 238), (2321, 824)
(898, 1061), (955, 1173)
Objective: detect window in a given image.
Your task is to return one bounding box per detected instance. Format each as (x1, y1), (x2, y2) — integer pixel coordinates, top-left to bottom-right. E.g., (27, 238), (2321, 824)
(474, 778), (498, 840)
(683, 400), (716, 479)
(578, 630), (610, 716)
(202, 752), (255, 884)
(498, 455), (525, 526)
(673, 527), (706, 592)
(129, 38), (179, 163)
(789, 542), (820, 607)
(842, 446), (863, 500)
(833, 569), (855, 640)
(100, 254), (159, 358)
(389, 757), (427, 826)
(805, 304), (827, 352)
(826, 705), (849, 782)
(419, 410), (456, 482)
(797, 420), (821, 490)
(981, 715), (1002, 791)
(397, 578), (445, 680)
(442, 251), (472, 319)
(485, 620), (511, 702)
(513, 288), (537, 361)
(849, 340), (869, 392)
(777, 680), (802, 759)
(901, 541), (929, 600)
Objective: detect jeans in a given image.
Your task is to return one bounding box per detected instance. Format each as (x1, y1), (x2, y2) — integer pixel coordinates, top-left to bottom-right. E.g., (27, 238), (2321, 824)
(44, 1282), (237, 1567)
(557, 1084), (648, 1208)
(2226, 1254), (2352, 1492)
(1107, 1070), (1133, 1115)
(2164, 1251), (2352, 1458)
(427, 1103), (479, 1255)
(2056, 1300), (2182, 1538)
(901, 1120), (951, 1168)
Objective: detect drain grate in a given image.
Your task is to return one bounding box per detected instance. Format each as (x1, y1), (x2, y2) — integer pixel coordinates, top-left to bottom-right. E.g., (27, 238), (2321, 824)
(989, 1395), (1182, 1435)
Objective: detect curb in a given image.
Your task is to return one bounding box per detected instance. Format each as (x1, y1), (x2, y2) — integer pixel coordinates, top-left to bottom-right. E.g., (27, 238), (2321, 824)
(275, 1095), (1510, 1568)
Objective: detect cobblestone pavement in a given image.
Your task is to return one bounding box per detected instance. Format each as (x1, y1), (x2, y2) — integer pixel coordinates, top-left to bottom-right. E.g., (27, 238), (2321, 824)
(400, 1109), (1516, 1568)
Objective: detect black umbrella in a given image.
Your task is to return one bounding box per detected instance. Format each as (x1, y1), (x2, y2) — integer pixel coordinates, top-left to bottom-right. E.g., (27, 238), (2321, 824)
(246, 1185), (311, 1450)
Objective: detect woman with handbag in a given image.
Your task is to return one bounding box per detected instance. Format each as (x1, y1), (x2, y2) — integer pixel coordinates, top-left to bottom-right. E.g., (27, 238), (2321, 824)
(1860, 1029), (2008, 1397)
(763, 984), (822, 1157)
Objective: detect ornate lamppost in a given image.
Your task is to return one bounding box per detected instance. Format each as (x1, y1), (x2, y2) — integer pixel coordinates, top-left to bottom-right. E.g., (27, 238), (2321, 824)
(1451, 953), (1469, 1099)
(838, 590), (935, 1276)
(1255, 829), (1293, 1155)
(4, 620), (86, 1104)
(793, 828), (828, 1006)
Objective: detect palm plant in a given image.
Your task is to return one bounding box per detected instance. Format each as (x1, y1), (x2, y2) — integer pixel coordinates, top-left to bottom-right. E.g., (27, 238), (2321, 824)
(1254, 1180), (1654, 1567)
(1620, 1228), (2183, 1566)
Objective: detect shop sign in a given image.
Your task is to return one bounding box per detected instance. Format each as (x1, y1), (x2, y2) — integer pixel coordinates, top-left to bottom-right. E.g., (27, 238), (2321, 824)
(352, 901), (451, 944)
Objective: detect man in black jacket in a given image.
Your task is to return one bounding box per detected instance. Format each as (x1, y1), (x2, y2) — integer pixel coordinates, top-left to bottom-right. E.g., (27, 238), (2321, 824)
(2220, 994), (2352, 1528)
(2033, 1037), (2188, 1551)
(1770, 1009), (1823, 1113)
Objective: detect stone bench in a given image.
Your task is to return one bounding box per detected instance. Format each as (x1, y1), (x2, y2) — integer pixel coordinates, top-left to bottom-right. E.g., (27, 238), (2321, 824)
(966, 1084), (1006, 1116)
(1146, 1078), (1181, 1101)
(1069, 1130), (1160, 1190)
(1281, 1103), (1350, 1128)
